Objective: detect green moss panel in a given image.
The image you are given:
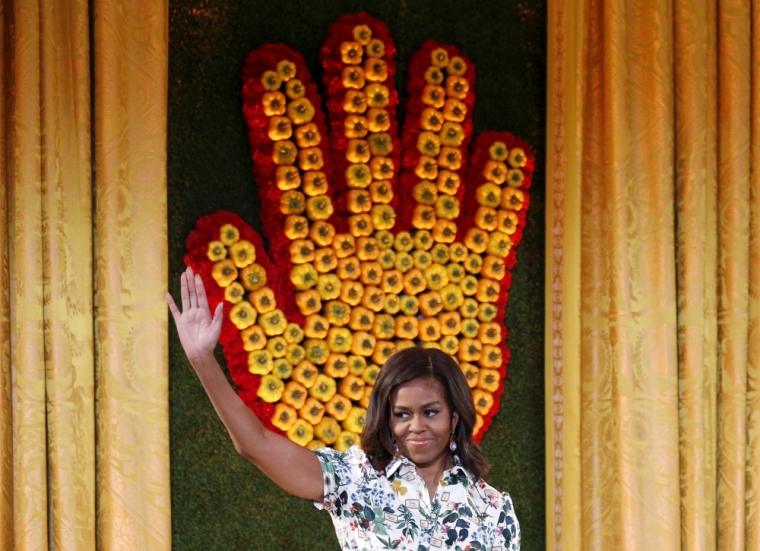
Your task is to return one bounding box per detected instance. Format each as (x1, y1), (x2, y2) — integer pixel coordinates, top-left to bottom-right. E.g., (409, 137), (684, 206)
(168, 1), (546, 549)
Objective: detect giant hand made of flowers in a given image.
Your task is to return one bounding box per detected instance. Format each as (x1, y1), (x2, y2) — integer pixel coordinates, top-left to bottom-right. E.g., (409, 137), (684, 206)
(184, 14), (534, 452)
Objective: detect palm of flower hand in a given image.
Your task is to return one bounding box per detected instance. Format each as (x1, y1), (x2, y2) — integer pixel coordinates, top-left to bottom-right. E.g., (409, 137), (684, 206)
(184, 13), (534, 451)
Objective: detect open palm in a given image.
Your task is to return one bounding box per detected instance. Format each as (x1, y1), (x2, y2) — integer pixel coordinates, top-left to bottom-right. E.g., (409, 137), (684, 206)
(184, 13), (533, 450)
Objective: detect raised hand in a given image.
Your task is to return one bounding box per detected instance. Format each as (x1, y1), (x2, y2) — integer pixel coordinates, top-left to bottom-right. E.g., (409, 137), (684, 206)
(184, 13), (534, 451)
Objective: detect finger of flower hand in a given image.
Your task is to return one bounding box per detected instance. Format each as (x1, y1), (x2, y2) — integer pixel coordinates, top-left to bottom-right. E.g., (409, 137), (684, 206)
(321, 14), (400, 234)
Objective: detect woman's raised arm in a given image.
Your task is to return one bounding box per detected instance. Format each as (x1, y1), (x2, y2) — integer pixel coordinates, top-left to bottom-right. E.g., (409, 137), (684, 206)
(167, 266), (324, 501)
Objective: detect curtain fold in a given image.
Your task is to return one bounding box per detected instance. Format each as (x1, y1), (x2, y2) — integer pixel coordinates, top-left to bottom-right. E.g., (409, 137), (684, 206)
(0, 0), (169, 549)
(548, 0), (760, 549)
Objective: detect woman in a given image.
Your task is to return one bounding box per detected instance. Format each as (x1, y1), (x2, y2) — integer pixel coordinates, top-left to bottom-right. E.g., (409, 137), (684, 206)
(168, 266), (520, 550)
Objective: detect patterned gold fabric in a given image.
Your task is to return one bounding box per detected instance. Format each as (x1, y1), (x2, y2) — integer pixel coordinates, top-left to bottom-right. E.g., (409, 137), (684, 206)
(0, 0), (169, 549)
(547, 0), (760, 549)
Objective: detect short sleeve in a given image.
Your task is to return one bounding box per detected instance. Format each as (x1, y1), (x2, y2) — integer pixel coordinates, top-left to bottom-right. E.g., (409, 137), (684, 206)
(492, 492), (520, 551)
(311, 446), (365, 512)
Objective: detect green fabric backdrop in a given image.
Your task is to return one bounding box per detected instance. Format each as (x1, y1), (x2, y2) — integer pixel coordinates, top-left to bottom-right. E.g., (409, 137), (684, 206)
(168, 1), (546, 549)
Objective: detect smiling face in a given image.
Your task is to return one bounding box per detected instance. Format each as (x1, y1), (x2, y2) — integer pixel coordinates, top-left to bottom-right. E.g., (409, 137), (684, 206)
(389, 377), (459, 472)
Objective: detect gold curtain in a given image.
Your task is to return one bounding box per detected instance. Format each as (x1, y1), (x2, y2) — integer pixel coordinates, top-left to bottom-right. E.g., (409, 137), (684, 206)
(547, 0), (760, 550)
(0, 0), (169, 549)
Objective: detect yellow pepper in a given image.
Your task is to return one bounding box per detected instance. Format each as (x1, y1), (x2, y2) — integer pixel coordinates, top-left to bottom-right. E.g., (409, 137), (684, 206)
(392, 231), (412, 252)
(473, 414), (484, 436)
(304, 339), (329, 365)
(472, 389), (494, 416)
(314, 417), (341, 445)
(334, 431), (360, 452)
(305, 222), (333, 249)
(395, 315), (419, 340)
(276, 166), (301, 192)
(281, 381), (308, 410)
(460, 362), (480, 389)
(359, 385), (373, 408)
(295, 289), (321, 316)
(340, 41), (363, 64)
(477, 369), (501, 393)
(459, 298), (479, 319)
(258, 308), (287, 336)
(438, 311), (462, 335)
(339, 374), (366, 401)
(434, 195), (459, 220)
(272, 358), (292, 379)
(419, 291), (444, 317)
(458, 338), (482, 362)
(324, 353), (350, 378)
(342, 407), (367, 433)
(299, 397), (326, 426)
(361, 364), (380, 385)
(257, 374), (284, 402)
(351, 331), (377, 357)
(241, 324), (266, 351)
(286, 98), (315, 126)
(332, 233), (356, 259)
(394, 251), (413, 273)
(342, 66), (365, 89)
(380, 270), (403, 295)
(324, 299), (351, 326)
(346, 139), (371, 163)
(361, 286), (386, 312)
(497, 210), (519, 235)
(347, 355), (367, 376)
(438, 147), (462, 171)
(212, 259), (238, 287)
(479, 345), (502, 369)
(261, 70), (281, 91)
(461, 318), (480, 338)
(364, 58), (388, 82)
(287, 419), (314, 447)
(248, 350), (273, 375)
(447, 263), (465, 283)
(482, 256), (506, 281)
(507, 147), (527, 168)
(415, 229), (436, 250)
(262, 91), (286, 116)
(292, 360), (318, 389)
(445, 75), (469, 100)
(422, 84), (446, 108)
(348, 214), (373, 237)
(476, 278), (500, 304)
(272, 403), (297, 431)
(419, 318), (441, 342)
(280, 190), (306, 215)
(272, 140), (298, 165)
(366, 37), (384, 56)
(368, 313), (394, 340)
(424, 264), (449, 291)
(372, 340), (396, 365)
(344, 115), (369, 139)
(326, 327), (353, 354)
(347, 190), (372, 213)
(398, 295), (420, 316)
(283, 323), (305, 344)
(460, 275), (479, 297)
(282, 77), (304, 97)
(507, 169), (525, 188)
(417, 131), (442, 157)
(290, 263), (318, 290)
(412, 205), (436, 230)
(413, 245), (433, 265)
(413, 181), (438, 205)
(370, 205), (395, 231)
(414, 155), (438, 180)
(305, 195), (334, 221)
(266, 336), (288, 358)
(289, 238), (315, 265)
(370, 157), (394, 180)
(344, 90), (367, 114)
(283, 215), (309, 240)
(207, 240), (227, 262)
(354, 237), (378, 261)
(276, 60), (296, 81)
(384, 294), (400, 315)
(337, 256), (361, 281)
(224, 282), (245, 304)
(447, 56), (467, 75)
(348, 306), (375, 332)
(463, 228), (487, 254)
(359, 262), (383, 287)
(440, 283), (465, 311)
(464, 254), (483, 275)
(314, 248), (338, 273)
(268, 115), (292, 141)
(443, 98), (467, 122)
(425, 66), (444, 85)
(295, 123), (321, 148)
(365, 83), (390, 108)
(309, 374), (337, 402)
(307, 439), (326, 450)
(340, 280), (365, 306)
(285, 343), (306, 365)
(479, 303), (498, 323)
(229, 300), (257, 329)
(439, 122), (464, 148)
(219, 223), (240, 246)
(432, 220), (457, 243)
(440, 335), (459, 356)
(353, 24), (372, 43)
(474, 207), (498, 232)
(486, 232), (512, 258)
(431, 47), (450, 67)
(304, 314), (329, 339)
(421, 107), (444, 132)
(501, 187), (525, 211)
(402, 269), (427, 295)
(430, 243), (450, 264)
(377, 249), (395, 270)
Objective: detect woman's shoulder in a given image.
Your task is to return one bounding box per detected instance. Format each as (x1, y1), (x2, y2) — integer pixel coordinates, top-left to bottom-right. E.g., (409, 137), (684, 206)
(313, 445), (374, 476)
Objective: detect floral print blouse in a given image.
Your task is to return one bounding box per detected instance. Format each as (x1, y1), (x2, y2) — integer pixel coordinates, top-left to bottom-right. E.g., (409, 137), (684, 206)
(313, 446), (520, 551)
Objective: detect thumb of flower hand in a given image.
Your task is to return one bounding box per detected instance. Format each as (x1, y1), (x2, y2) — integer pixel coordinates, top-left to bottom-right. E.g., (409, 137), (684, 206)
(184, 13), (534, 447)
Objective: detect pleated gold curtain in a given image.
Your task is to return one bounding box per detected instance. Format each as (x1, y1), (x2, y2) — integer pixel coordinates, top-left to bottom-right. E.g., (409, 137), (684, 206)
(547, 0), (760, 549)
(0, 0), (170, 549)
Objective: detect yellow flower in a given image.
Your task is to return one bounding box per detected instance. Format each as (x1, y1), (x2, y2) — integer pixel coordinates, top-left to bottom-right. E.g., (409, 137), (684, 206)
(391, 479), (408, 496)
(257, 374), (284, 402)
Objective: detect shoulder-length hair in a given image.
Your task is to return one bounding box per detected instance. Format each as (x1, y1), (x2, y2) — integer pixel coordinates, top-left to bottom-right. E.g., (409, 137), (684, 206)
(361, 346), (490, 479)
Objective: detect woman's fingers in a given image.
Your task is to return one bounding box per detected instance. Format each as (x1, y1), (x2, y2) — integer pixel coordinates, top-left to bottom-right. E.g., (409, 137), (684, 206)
(180, 270), (190, 312)
(194, 272), (211, 316)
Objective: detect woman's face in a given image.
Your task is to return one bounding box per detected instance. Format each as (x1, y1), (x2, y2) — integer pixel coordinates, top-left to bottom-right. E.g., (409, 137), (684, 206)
(389, 377), (458, 470)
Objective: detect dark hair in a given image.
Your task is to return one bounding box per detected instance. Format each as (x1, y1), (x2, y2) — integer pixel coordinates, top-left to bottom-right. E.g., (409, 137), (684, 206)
(361, 346), (490, 479)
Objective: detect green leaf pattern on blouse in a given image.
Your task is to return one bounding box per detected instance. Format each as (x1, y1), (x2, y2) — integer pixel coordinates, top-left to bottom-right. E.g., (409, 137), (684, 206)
(313, 447), (520, 551)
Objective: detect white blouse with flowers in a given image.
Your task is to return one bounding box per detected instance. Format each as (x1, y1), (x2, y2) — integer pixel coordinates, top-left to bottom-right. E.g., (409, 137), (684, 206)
(313, 446), (520, 551)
